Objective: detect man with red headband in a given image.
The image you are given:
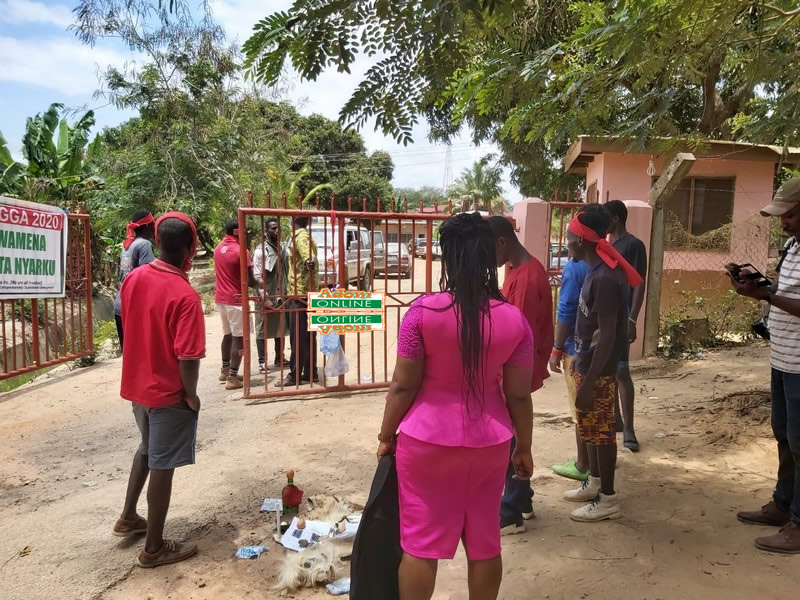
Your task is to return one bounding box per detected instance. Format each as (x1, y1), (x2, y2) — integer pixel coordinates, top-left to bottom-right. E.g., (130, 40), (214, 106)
(563, 205), (643, 522)
(114, 212), (205, 568)
(114, 210), (155, 347)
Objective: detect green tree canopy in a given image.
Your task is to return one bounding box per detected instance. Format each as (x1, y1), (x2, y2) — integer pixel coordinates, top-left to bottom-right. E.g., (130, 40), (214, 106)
(240, 0), (800, 196)
(79, 4), (395, 246)
(393, 185), (446, 209)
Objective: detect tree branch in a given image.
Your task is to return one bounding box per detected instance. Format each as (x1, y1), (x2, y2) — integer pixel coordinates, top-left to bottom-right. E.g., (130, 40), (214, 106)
(722, 79), (755, 118)
(760, 3), (800, 18)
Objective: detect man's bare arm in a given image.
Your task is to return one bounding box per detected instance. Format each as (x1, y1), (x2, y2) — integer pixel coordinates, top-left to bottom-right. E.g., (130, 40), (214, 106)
(180, 359), (201, 411)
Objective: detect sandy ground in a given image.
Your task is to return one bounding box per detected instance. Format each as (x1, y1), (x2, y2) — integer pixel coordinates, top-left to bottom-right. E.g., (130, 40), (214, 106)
(0, 260), (796, 600)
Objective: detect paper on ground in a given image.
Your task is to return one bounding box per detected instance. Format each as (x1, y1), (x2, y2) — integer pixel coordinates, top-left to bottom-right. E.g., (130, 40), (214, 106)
(279, 517), (333, 552)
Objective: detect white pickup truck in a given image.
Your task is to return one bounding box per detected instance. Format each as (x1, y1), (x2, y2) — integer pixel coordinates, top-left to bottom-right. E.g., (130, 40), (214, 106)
(310, 223), (385, 291)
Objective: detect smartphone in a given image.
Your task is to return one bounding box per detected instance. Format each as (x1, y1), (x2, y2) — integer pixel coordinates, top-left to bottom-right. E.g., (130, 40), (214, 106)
(725, 263), (772, 287)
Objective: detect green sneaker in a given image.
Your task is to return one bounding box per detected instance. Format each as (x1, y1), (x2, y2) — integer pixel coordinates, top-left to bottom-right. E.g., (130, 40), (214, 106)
(552, 460), (589, 481)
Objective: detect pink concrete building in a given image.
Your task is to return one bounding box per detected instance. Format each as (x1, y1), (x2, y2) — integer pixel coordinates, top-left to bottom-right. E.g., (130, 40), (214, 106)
(565, 137), (800, 272)
(512, 137), (800, 360)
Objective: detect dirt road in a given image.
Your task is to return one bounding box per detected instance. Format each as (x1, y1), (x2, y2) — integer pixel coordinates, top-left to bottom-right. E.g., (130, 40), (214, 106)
(0, 304), (794, 599)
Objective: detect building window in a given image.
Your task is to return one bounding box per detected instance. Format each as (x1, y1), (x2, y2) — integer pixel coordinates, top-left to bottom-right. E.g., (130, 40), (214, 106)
(662, 177), (735, 250)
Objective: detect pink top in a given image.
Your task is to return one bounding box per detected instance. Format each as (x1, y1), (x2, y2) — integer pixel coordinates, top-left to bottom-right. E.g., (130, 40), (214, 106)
(397, 292), (534, 448)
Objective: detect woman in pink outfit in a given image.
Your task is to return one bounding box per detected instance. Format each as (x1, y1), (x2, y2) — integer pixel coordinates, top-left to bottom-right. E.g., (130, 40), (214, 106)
(377, 212), (535, 600)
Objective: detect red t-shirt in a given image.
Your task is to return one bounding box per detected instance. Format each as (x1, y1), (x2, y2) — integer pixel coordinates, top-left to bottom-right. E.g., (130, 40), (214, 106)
(214, 235), (252, 305)
(503, 258), (554, 392)
(120, 260), (206, 408)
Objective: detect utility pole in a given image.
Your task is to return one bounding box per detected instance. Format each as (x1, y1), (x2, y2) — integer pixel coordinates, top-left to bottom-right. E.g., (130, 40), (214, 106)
(442, 145), (453, 197)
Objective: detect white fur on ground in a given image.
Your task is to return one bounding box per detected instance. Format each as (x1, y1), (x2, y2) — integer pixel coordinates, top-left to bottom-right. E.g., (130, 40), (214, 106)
(274, 494), (362, 593)
(274, 541), (348, 592)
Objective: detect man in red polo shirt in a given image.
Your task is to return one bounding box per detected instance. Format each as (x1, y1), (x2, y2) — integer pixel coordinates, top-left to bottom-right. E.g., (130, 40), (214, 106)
(489, 216), (554, 535)
(214, 219), (260, 390)
(113, 212), (205, 569)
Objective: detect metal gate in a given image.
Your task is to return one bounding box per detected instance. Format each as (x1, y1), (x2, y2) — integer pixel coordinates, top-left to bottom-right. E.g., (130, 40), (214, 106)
(0, 214), (93, 380)
(545, 199), (586, 319)
(237, 195), (470, 400)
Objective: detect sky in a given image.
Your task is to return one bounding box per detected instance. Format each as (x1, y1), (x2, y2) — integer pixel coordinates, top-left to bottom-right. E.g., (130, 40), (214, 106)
(0, 0), (521, 202)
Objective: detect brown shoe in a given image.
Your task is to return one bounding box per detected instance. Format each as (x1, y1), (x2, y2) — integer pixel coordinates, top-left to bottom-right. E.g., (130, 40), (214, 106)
(225, 376), (243, 390)
(737, 501), (790, 526)
(136, 539), (198, 568)
(755, 522), (800, 554)
(219, 369), (228, 382)
(113, 515), (147, 537)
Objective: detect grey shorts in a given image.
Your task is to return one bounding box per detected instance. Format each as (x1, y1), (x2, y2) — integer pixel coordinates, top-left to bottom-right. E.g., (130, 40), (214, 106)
(132, 402), (198, 470)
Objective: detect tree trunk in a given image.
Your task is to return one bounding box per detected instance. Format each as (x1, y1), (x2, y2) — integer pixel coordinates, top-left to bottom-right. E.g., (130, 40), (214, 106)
(698, 55), (755, 138)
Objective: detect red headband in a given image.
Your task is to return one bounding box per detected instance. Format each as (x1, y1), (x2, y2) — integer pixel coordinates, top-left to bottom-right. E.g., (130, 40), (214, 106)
(123, 213), (155, 250)
(568, 215), (644, 287)
(155, 211), (198, 273)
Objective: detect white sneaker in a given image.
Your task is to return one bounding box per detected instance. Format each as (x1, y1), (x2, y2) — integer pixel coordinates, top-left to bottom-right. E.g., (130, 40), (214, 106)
(563, 476), (601, 502)
(570, 493), (621, 522)
(500, 522), (527, 536)
(522, 510), (535, 520)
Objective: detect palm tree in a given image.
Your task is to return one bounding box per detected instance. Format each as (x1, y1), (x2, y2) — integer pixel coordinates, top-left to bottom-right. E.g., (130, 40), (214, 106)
(447, 157), (509, 213)
(265, 152), (332, 208)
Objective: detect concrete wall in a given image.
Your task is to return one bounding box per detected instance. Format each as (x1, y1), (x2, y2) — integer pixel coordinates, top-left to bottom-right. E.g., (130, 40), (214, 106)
(512, 198), (550, 267)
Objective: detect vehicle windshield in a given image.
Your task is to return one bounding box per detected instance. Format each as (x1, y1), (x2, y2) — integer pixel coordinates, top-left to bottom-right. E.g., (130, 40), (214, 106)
(311, 229), (334, 249)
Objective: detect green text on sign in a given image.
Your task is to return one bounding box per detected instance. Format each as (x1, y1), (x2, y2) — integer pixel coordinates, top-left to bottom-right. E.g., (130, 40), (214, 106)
(310, 313), (384, 325)
(309, 298), (383, 310)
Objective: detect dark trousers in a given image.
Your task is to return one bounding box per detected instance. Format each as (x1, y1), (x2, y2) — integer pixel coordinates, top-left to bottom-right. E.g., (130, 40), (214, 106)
(288, 300), (317, 379)
(500, 437), (533, 526)
(115, 314), (124, 348)
(772, 368), (800, 524)
(256, 338), (282, 365)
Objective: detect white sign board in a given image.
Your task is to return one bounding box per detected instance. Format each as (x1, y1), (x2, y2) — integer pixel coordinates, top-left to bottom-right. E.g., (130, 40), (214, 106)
(0, 196), (68, 299)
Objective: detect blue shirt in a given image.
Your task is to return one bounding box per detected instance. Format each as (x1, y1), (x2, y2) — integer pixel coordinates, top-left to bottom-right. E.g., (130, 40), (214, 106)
(556, 258), (589, 356)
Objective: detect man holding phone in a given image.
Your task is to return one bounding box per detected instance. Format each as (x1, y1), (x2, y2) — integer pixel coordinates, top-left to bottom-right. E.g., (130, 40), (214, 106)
(729, 177), (800, 554)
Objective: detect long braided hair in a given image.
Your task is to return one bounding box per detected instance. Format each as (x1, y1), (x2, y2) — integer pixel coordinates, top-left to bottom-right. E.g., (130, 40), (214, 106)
(436, 212), (505, 407)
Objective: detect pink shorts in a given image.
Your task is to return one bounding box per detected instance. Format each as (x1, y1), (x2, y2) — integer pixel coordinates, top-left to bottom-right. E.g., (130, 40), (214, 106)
(395, 433), (510, 561)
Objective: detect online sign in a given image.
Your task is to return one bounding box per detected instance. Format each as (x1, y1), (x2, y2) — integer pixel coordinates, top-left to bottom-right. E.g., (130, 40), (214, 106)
(306, 288), (385, 334)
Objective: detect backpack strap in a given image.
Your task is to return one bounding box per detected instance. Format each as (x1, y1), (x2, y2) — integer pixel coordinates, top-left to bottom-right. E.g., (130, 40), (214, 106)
(776, 237), (798, 274)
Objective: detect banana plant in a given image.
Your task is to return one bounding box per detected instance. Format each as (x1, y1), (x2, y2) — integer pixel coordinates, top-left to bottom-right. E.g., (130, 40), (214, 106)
(2, 103), (103, 205)
(0, 131), (25, 196)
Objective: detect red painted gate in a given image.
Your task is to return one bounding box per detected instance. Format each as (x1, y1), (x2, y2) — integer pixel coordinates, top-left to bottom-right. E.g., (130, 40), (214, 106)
(0, 213), (93, 380)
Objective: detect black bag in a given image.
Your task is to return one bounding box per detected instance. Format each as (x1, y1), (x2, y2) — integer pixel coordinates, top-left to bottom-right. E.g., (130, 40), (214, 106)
(350, 455), (402, 600)
(752, 316), (770, 341)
